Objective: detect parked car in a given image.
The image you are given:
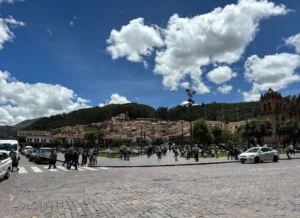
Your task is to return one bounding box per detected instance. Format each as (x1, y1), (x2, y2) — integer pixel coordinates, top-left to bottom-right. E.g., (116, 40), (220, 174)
(28, 150), (37, 162)
(0, 151), (12, 179)
(34, 148), (52, 164)
(25, 149), (33, 158)
(22, 146), (33, 155)
(239, 147), (279, 164)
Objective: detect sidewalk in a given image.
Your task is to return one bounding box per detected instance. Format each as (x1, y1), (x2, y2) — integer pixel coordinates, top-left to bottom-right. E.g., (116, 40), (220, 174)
(57, 152), (300, 168)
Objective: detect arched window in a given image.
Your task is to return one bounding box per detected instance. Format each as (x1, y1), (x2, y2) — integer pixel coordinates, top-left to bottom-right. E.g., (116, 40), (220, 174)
(268, 102), (272, 111)
(289, 112), (292, 118)
(282, 116), (285, 121)
(276, 103), (278, 110)
(264, 103), (267, 112)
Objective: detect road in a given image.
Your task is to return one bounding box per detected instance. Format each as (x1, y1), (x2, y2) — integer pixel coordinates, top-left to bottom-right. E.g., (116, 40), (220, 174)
(1, 158), (300, 217)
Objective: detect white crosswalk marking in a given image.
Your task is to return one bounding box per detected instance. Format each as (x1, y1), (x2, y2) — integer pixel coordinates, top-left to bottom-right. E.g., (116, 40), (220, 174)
(44, 166), (58, 172)
(56, 166), (69, 171)
(77, 168), (85, 171)
(18, 167), (27, 174)
(31, 166), (43, 173)
(81, 167), (97, 171)
(100, 167), (109, 170)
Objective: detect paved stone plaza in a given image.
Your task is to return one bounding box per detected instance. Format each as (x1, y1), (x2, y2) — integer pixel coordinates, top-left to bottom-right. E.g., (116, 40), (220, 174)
(1, 159), (300, 218)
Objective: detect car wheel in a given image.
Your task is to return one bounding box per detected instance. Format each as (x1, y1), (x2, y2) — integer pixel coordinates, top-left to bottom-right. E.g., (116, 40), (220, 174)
(273, 155), (278, 162)
(241, 161), (245, 164)
(4, 168), (10, 179)
(254, 156), (260, 164)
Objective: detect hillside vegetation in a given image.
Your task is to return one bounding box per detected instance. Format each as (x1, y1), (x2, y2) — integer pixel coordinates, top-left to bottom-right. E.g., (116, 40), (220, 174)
(25, 101), (260, 130)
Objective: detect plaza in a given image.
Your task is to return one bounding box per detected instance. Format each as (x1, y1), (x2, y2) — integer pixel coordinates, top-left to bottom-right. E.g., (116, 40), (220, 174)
(1, 158), (300, 218)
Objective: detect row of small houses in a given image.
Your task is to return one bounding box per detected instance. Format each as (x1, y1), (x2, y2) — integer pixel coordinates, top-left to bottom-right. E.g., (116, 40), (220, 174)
(16, 130), (192, 147)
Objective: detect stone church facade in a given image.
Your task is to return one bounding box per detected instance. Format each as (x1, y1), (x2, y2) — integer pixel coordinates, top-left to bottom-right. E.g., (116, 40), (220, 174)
(260, 88), (300, 144)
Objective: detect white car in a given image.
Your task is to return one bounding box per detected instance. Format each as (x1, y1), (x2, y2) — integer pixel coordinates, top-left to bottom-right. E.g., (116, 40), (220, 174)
(0, 151), (12, 179)
(239, 147), (279, 164)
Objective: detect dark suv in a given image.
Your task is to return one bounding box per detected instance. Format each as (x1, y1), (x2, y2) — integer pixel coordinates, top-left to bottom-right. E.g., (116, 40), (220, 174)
(34, 148), (52, 164)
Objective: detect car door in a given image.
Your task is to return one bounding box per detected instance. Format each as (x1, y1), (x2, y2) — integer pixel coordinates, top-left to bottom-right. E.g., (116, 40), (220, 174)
(259, 148), (269, 161)
(0, 153), (4, 177)
(265, 148), (274, 160)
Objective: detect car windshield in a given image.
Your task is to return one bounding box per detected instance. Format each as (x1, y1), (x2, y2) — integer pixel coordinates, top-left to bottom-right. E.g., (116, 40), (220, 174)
(0, 143), (18, 152)
(246, 148), (260, 153)
(40, 149), (51, 154)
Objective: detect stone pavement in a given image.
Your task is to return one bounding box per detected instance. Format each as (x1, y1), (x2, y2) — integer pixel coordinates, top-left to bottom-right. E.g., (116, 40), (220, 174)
(1, 159), (300, 217)
(57, 151), (300, 167)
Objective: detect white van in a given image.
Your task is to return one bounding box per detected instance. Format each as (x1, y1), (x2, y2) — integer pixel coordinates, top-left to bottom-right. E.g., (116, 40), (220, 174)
(0, 140), (19, 157)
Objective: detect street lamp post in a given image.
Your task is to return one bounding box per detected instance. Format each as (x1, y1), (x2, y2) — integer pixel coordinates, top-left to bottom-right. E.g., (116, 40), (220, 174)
(181, 121), (184, 150)
(140, 126), (143, 154)
(186, 89), (195, 151)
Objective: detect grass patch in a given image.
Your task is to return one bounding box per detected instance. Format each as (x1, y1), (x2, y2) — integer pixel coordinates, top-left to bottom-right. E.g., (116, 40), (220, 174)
(99, 153), (146, 158)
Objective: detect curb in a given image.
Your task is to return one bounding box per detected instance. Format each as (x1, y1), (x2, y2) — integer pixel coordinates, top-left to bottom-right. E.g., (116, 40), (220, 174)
(56, 157), (300, 168)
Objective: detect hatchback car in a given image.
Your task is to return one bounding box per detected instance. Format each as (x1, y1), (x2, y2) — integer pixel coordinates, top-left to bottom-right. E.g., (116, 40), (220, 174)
(0, 151), (12, 179)
(34, 148), (52, 164)
(239, 147), (279, 164)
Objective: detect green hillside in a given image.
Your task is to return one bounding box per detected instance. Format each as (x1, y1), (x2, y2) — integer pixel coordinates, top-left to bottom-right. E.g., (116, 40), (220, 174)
(25, 101), (261, 130)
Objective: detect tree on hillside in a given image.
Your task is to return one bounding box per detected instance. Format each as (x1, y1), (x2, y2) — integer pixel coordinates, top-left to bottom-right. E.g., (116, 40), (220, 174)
(211, 126), (222, 145)
(192, 118), (212, 145)
(157, 107), (169, 120)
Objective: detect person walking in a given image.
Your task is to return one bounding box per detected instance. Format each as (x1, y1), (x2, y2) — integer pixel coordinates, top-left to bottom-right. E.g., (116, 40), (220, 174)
(194, 146), (199, 162)
(285, 146), (291, 160)
(215, 146), (219, 158)
(82, 149), (88, 166)
(174, 147), (179, 161)
(62, 151), (68, 166)
(48, 148), (57, 169)
(67, 149), (73, 170)
(126, 147), (130, 161)
(10, 151), (20, 172)
(72, 150), (79, 170)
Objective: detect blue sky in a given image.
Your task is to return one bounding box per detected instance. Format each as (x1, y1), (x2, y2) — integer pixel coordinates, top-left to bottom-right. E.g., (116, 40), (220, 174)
(0, 0), (300, 125)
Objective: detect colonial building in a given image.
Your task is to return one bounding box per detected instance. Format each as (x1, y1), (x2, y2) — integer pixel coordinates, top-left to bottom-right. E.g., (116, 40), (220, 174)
(260, 88), (300, 143)
(226, 121), (246, 133)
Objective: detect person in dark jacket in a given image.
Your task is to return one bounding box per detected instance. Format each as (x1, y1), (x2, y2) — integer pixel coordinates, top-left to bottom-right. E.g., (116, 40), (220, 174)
(62, 151), (68, 166)
(72, 150), (79, 170)
(48, 148), (57, 169)
(10, 151), (20, 172)
(67, 150), (73, 170)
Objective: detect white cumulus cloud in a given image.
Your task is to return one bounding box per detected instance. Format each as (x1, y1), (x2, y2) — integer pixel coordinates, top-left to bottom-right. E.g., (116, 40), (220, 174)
(284, 33), (300, 54)
(0, 71), (91, 125)
(0, 0), (24, 4)
(99, 93), (131, 107)
(106, 18), (163, 63)
(217, 84), (233, 94)
(107, 0), (289, 94)
(242, 53), (300, 101)
(207, 66), (237, 84)
(0, 15), (25, 50)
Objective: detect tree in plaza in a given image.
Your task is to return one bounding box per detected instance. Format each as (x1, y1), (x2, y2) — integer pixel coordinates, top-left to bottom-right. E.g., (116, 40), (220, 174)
(243, 119), (273, 146)
(221, 128), (233, 144)
(276, 120), (300, 147)
(192, 118), (212, 145)
(211, 126), (222, 145)
(53, 138), (63, 148)
(111, 140), (122, 149)
(155, 138), (164, 145)
(84, 129), (105, 144)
